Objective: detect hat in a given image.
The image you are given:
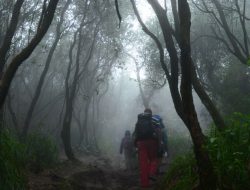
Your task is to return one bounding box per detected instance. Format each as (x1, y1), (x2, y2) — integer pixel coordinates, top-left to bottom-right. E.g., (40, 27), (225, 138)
(125, 130), (131, 136)
(144, 108), (152, 114)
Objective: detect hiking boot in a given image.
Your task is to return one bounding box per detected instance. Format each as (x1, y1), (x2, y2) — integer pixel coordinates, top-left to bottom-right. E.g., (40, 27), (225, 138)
(149, 175), (157, 181)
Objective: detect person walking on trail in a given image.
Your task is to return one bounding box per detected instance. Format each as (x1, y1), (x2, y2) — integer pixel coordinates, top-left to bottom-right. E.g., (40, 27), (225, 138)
(133, 108), (159, 188)
(152, 114), (168, 174)
(120, 130), (135, 171)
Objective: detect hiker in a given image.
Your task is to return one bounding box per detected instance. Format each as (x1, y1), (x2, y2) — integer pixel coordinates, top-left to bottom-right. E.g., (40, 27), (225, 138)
(133, 108), (159, 188)
(152, 114), (168, 173)
(120, 130), (135, 171)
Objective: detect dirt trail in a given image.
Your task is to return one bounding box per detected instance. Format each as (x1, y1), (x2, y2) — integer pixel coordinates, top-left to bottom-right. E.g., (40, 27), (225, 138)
(28, 155), (163, 190)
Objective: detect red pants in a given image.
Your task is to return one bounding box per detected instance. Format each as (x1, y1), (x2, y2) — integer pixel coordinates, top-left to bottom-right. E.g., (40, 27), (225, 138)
(137, 139), (158, 187)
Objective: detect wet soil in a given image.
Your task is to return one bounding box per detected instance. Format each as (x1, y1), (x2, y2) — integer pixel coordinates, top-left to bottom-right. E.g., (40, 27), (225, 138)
(28, 156), (163, 190)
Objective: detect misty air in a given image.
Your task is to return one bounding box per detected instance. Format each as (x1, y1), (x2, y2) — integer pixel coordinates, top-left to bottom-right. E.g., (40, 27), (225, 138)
(0, 0), (249, 190)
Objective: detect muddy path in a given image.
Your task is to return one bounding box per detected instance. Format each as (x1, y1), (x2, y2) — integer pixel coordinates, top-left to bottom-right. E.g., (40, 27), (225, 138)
(28, 155), (165, 190)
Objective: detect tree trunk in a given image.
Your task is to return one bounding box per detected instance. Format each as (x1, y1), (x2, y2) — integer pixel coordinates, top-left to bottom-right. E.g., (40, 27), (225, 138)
(72, 109), (83, 148)
(61, 28), (79, 161)
(22, 0), (71, 138)
(61, 114), (75, 160)
(191, 64), (226, 131)
(7, 95), (19, 133)
(166, 0), (226, 130)
(179, 1), (216, 189)
(0, 0), (25, 75)
(0, 0), (59, 109)
(211, 0), (247, 64)
(80, 100), (90, 147)
(131, 0), (217, 189)
(135, 62), (149, 108)
(188, 118), (217, 189)
(61, 18), (96, 159)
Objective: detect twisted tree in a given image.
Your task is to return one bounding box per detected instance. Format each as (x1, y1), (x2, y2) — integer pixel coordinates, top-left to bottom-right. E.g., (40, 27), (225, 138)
(129, 0), (217, 188)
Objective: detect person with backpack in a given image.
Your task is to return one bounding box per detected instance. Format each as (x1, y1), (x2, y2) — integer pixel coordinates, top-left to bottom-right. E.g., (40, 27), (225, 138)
(133, 108), (159, 188)
(120, 130), (135, 171)
(152, 114), (168, 173)
(152, 115), (168, 156)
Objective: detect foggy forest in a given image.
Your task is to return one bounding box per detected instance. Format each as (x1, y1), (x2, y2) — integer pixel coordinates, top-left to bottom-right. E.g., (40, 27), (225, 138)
(0, 0), (250, 190)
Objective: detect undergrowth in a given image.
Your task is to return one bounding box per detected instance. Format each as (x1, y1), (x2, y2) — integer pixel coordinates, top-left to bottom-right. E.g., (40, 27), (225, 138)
(26, 132), (58, 173)
(207, 113), (250, 189)
(160, 113), (250, 190)
(0, 130), (27, 190)
(159, 153), (198, 190)
(0, 129), (58, 189)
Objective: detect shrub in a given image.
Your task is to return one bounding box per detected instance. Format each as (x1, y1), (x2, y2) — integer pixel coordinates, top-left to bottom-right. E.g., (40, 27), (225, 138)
(160, 113), (250, 190)
(207, 113), (250, 189)
(0, 129), (59, 188)
(159, 153), (198, 190)
(25, 132), (58, 173)
(0, 130), (27, 190)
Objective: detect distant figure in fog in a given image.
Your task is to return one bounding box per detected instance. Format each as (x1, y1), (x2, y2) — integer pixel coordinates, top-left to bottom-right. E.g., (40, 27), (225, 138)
(120, 130), (135, 171)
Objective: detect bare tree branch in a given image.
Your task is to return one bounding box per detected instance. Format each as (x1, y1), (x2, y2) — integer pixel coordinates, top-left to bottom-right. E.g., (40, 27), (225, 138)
(0, 0), (59, 109)
(0, 0), (25, 75)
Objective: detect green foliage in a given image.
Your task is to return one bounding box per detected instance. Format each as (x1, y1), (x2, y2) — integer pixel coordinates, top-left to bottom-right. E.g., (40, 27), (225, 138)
(0, 130), (59, 189)
(247, 58), (250, 66)
(207, 113), (250, 189)
(0, 130), (27, 190)
(159, 153), (198, 190)
(160, 113), (250, 190)
(25, 132), (58, 173)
